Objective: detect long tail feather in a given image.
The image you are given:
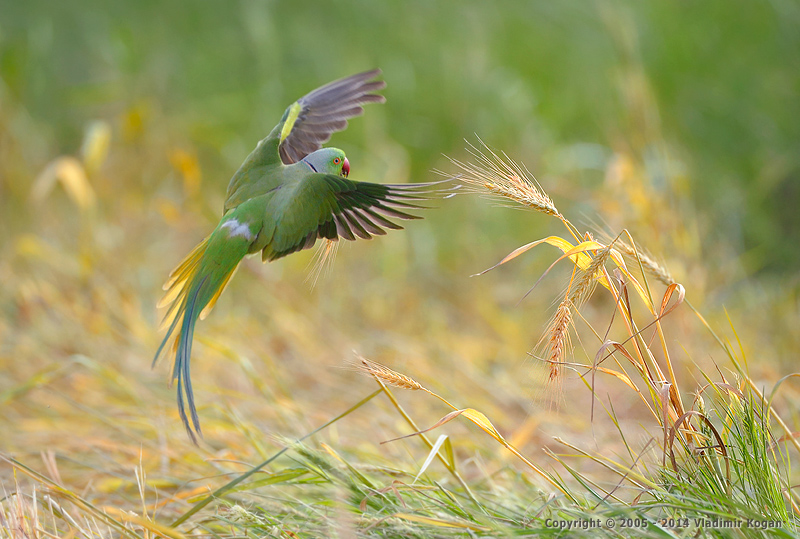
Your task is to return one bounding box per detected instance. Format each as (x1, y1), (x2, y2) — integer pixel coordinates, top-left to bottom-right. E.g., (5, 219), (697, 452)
(154, 227), (250, 443)
(175, 275), (206, 441)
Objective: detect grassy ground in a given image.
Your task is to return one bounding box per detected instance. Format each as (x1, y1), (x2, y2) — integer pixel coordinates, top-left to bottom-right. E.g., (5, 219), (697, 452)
(2, 1), (800, 537)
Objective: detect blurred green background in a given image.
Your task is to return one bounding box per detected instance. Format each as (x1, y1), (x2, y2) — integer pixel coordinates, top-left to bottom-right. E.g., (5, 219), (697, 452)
(3, 0), (799, 272)
(1, 0), (799, 506)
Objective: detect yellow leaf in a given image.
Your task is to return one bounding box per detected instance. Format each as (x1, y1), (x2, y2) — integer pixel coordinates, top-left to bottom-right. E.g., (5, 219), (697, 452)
(475, 234), (656, 311)
(549, 238), (614, 272)
(550, 239), (655, 311)
(384, 408), (508, 448)
(476, 235), (587, 275)
(626, 270), (654, 312)
(460, 408), (508, 445)
(474, 238), (549, 275)
(592, 366), (638, 391)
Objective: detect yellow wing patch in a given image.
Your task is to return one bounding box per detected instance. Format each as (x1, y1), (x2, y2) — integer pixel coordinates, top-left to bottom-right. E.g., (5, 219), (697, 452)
(279, 102), (303, 144)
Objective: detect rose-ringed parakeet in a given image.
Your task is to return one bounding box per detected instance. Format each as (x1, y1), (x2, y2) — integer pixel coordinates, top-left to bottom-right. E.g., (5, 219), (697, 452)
(154, 70), (448, 442)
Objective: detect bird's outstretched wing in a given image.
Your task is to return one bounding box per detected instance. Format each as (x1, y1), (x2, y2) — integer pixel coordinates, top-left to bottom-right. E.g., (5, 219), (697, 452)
(277, 69), (386, 164)
(225, 70), (386, 211)
(264, 175), (454, 261)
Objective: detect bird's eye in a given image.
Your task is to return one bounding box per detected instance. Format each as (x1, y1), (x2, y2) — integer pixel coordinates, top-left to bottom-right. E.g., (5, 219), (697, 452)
(333, 157), (341, 165)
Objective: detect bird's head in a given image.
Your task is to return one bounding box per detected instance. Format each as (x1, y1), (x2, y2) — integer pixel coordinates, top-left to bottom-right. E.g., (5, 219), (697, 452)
(303, 148), (350, 178)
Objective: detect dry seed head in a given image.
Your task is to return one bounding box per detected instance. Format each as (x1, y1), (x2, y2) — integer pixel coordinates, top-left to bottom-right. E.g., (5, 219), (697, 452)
(447, 140), (559, 217)
(569, 245), (613, 307)
(695, 394), (706, 415)
(638, 253), (674, 286)
(616, 239), (674, 285)
(354, 356), (424, 391)
(531, 298), (573, 408)
(541, 242), (610, 386)
(546, 299), (573, 382)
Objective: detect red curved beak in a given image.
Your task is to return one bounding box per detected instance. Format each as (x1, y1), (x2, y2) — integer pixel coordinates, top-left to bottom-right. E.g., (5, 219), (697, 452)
(342, 157), (350, 178)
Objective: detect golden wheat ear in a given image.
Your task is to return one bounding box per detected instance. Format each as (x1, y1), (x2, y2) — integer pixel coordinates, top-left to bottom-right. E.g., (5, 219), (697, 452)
(446, 139), (559, 217)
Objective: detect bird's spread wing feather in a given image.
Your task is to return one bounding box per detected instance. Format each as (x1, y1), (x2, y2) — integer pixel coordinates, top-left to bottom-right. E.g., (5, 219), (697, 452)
(264, 175), (454, 261)
(278, 70), (385, 164)
(224, 70), (386, 212)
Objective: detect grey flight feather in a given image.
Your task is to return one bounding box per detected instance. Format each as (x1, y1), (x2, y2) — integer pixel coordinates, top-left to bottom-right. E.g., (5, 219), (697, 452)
(279, 69), (387, 164)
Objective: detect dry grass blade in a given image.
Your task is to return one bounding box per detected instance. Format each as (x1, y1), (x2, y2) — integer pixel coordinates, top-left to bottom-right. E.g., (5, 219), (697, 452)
(359, 480), (413, 512)
(659, 282), (685, 318)
(357, 354), (571, 498)
(381, 408), (506, 446)
(1, 483), (42, 539)
(1, 454), (140, 539)
(103, 507), (187, 539)
(586, 365), (637, 391)
(666, 411), (731, 492)
(170, 388), (383, 527)
(590, 342), (656, 425)
(472, 238), (551, 276)
(475, 237), (606, 280)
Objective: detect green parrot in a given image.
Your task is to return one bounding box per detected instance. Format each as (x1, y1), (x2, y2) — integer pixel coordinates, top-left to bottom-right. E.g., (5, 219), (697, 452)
(155, 70), (449, 442)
